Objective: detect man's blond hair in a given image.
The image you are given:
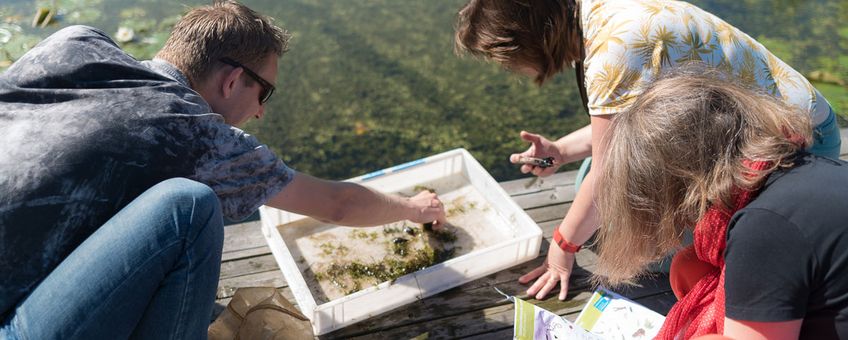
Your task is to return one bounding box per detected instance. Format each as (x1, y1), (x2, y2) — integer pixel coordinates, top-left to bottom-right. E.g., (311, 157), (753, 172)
(156, 0), (290, 87)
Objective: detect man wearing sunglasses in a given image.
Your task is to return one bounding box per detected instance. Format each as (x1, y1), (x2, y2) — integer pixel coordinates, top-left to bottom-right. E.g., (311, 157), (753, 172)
(0, 1), (445, 339)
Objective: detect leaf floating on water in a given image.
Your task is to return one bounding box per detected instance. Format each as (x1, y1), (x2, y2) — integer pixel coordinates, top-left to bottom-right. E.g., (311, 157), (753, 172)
(31, 7), (55, 28)
(119, 7), (147, 19)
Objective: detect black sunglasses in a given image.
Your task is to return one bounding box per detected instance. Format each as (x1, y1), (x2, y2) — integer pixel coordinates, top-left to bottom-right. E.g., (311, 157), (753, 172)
(219, 57), (275, 105)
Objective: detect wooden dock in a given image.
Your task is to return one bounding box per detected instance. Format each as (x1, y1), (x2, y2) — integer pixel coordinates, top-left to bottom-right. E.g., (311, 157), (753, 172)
(215, 128), (848, 339)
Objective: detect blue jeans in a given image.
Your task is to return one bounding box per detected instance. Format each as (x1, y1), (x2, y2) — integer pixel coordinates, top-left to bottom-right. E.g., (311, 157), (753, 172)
(809, 106), (842, 159)
(0, 178), (224, 340)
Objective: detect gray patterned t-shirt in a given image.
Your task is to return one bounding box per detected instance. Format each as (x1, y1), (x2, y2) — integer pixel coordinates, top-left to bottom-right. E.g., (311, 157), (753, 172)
(0, 25), (294, 315)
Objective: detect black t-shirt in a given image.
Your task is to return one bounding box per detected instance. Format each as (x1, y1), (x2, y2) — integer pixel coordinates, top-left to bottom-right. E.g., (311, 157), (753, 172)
(725, 154), (848, 338)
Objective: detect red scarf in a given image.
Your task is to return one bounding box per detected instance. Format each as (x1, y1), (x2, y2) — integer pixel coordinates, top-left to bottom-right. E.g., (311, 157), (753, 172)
(656, 160), (771, 339)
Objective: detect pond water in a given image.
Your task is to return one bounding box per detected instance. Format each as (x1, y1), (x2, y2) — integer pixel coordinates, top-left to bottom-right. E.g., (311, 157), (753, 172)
(2, 0), (846, 181)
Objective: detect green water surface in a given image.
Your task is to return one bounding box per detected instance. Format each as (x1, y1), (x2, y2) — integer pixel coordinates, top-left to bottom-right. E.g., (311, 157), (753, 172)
(2, 0), (846, 181)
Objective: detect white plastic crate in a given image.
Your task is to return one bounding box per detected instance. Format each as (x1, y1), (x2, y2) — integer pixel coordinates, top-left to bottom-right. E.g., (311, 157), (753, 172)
(259, 148), (542, 335)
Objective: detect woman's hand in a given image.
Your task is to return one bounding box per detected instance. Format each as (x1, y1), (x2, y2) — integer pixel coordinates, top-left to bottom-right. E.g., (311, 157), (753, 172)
(519, 241), (576, 300)
(509, 131), (564, 177)
(406, 190), (447, 227)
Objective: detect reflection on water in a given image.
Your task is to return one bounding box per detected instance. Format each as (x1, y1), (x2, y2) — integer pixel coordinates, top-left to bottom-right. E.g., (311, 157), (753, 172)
(1, 0), (845, 180)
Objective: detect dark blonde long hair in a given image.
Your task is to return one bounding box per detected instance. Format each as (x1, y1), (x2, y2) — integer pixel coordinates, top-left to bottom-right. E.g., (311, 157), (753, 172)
(594, 65), (811, 285)
(454, 0), (583, 85)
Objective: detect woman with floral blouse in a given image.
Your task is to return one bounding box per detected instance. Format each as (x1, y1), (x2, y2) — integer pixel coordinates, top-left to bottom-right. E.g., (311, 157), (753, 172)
(454, 0), (840, 328)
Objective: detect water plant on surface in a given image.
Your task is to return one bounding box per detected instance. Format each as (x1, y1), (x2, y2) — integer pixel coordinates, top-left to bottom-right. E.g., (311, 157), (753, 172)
(1, 0), (845, 174)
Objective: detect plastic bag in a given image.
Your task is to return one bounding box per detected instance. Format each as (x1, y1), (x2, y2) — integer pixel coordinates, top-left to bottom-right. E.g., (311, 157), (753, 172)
(208, 287), (314, 340)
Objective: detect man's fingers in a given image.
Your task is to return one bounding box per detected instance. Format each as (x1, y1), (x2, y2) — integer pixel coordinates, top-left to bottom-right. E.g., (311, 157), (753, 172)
(428, 197), (447, 228)
(519, 265), (547, 284)
(434, 208), (447, 227)
(520, 164), (533, 174)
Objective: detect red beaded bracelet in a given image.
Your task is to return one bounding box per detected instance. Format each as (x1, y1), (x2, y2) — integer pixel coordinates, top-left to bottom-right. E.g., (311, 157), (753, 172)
(553, 227), (582, 253)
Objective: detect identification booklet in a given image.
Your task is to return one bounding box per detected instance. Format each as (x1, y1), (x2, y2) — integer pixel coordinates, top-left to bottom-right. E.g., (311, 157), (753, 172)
(512, 287), (666, 339)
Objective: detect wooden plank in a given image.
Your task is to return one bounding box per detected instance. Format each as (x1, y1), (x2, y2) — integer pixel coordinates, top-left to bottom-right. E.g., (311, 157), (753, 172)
(525, 203), (570, 224)
(222, 220), (264, 254)
(325, 257), (591, 338)
(221, 245), (270, 262)
(458, 291), (675, 339)
(342, 291), (595, 340)
(219, 254), (280, 279)
(217, 270), (287, 300)
(499, 170), (579, 196)
(462, 327), (512, 340)
(510, 184), (575, 210)
(338, 272), (673, 340)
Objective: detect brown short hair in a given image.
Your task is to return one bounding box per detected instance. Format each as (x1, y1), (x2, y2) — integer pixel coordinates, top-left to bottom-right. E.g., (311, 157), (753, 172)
(156, 0), (291, 87)
(454, 0), (582, 85)
(593, 64), (811, 285)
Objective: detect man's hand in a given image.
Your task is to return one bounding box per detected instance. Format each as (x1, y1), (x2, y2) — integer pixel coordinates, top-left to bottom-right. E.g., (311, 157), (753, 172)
(509, 131), (564, 177)
(407, 190), (447, 227)
(518, 241), (575, 300)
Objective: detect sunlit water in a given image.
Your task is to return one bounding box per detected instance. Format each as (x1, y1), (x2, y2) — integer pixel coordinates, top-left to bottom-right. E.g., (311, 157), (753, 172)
(2, 0), (845, 181)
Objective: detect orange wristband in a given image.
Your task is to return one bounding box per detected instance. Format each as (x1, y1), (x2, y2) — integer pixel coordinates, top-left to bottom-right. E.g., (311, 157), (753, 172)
(553, 228), (582, 253)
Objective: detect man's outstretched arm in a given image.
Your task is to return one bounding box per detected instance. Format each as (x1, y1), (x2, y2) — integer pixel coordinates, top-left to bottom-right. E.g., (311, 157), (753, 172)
(266, 172), (446, 227)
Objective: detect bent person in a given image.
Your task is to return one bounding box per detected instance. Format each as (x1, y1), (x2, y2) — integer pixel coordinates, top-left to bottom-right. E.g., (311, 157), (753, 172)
(595, 67), (848, 339)
(0, 2), (445, 339)
(454, 0), (841, 301)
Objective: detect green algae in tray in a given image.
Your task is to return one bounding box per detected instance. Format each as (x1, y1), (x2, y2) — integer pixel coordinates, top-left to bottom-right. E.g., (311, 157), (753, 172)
(260, 149), (542, 335)
(279, 181), (501, 303)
